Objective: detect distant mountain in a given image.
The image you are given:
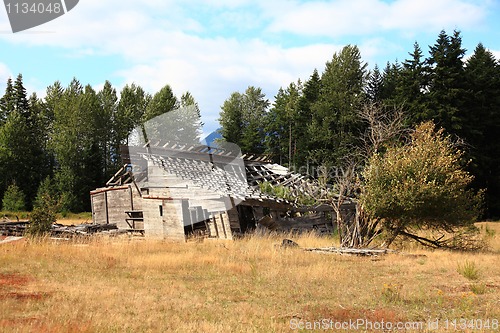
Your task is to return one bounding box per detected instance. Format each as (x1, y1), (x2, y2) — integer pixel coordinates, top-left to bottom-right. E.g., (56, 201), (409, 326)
(201, 129), (223, 147)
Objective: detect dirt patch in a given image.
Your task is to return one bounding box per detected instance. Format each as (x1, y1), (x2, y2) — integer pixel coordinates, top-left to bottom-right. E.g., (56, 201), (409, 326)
(302, 305), (405, 323)
(56, 218), (92, 226)
(0, 317), (92, 332)
(0, 272), (51, 301)
(0, 272), (32, 288)
(0, 291), (50, 301)
(0, 317), (40, 327)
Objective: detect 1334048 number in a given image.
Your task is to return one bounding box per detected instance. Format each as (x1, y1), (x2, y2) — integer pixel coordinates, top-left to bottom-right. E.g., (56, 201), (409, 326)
(5, 2), (62, 14)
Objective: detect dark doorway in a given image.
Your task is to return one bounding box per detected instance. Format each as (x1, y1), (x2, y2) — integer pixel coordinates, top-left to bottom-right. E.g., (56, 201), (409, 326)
(237, 205), (256, 233)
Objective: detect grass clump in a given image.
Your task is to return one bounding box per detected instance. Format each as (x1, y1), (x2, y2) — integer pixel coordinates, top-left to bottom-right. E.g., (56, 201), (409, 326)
(469, 283), (487, 295)
(457, 260), (480, 281)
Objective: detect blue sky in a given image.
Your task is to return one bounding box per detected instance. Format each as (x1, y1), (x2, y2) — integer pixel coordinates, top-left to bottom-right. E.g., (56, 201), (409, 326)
(1, 0), (499, 136)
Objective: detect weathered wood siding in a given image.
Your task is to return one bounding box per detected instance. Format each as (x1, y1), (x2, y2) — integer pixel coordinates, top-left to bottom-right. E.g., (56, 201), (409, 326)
(142, 187), (185, 241)
(206, 211), (233, 239)
(90, 185), (142, 229)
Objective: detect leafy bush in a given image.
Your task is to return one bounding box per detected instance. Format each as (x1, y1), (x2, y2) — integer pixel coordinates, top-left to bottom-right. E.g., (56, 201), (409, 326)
(361, 122), (483, 248)
(1, 183), (26, 212)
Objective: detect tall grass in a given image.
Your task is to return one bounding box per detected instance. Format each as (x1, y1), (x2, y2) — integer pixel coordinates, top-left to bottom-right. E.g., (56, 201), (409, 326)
(457, 260), (480, 280)
(0, 223), (499, 332)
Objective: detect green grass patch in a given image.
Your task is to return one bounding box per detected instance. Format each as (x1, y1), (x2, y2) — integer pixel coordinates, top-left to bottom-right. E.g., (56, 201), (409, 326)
(457, 260), (480, 281)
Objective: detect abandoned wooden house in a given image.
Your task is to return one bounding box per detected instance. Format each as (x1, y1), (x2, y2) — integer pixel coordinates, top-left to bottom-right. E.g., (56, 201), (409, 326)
(90, 141), (355, 240)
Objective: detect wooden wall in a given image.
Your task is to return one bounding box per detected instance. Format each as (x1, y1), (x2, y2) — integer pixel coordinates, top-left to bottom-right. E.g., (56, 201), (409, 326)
(90, 185), (142, 229)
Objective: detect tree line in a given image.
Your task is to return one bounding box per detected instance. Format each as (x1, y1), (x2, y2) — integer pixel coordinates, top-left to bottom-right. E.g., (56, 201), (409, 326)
(1, 29), (499, 218)
(218, 30), (500, 218)
(0, 77), (199, 212)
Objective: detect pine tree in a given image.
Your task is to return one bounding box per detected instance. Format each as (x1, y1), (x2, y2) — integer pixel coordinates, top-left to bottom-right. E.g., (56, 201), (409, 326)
(219, 86), (269, 154)
(396, 42), (430, 125)
(140, 84), (180, 144)
(463, 43), (500, 217)
(0, 75), (48, 209)
(308, 45), (367, 167)
(425, 30), (466, 133)
(14, 74), (30, 119)
(295, 69), (321, 171)
(219, 92), (244, 147)
(0, 77), (14, 125)
(265, 81), (302, 166)
(362, 122), (483, 248)
(97, 81), (118, 178)
(366, 64), (384, 103)
(50, 78), (88, 211)
(143, 84), (178, 122)
(115, 83), (150, 146)
(379, 61), (402, 103)
(2, 182), (26, 212)
(240, 86), (269, 154)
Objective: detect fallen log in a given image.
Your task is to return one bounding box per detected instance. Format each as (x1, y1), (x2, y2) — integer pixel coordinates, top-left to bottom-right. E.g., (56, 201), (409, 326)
(304, 246), (394, 256)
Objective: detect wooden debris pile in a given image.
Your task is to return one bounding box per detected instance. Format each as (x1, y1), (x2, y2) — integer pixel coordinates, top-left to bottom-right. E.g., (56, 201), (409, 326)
(0, 220), (120, 237)
(0, 221), (29, 236)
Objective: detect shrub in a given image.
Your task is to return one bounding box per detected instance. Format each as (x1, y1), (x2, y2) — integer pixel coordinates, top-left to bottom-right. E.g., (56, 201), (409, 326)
(361, 121), (483, 248)
(27, 177), (59, 236)
(1, 183), (26, 212)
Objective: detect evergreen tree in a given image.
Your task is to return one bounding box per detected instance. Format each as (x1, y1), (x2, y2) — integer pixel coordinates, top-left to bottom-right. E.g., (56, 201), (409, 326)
(143, 84), (178, 122)
(28, 176), (58, 236)
(308, 45), (367, 167)
(97, 81), (118, 177)
(179, 91), (203, 143)
(362, 122), (483, 248)
(2, 182), (26, 212)
(141, 84), (180, 144)
(50, 78), (96, 211)
(265, 81), (302, 165)
(0, 77), (14, 125)
(366, 64), (384, 103)
(265, 87), (287, 163)
(379, 61), (402, 103)
(463, 43), (500, 217)
(219, 86), (269, 154)
(295, 69), (321, 171)
(115, 83), (150, 146)
(219, 92), (244, 147)
(425, 30), (466, 133)
(240, 86), (269, 154)
(0, 75), (48, 208)
(14, 74), (30, 119)
(396, 42), (430, 125)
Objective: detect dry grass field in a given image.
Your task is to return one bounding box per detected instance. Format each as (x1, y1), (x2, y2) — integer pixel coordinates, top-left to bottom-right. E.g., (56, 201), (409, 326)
(1, 223), (499, 332)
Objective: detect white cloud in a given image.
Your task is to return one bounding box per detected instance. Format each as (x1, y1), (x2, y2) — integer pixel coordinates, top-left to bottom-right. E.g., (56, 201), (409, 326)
(384, 0), (486, 30)
(115, 37), (338, 132)
(0, 63), (12, 94)
(0, 0), (492, 133)
(0, 0), (344, 132)
(268, 0), (386, 37)
(0, 62), (11, 81)
(268, 0), (488, 37)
